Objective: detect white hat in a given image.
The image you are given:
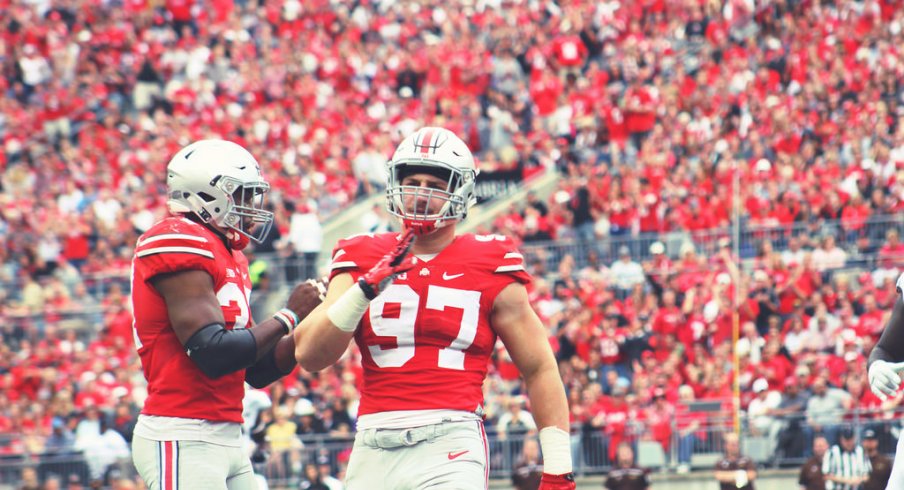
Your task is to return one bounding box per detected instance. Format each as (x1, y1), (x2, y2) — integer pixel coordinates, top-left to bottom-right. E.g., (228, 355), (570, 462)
(294, 398), (316, 417)
(679, 242), (695, 256)
(649, 241), (665, 255)
(755, 158), (772, 172)
(714, 139), (729, 154)
(752, 378), (769, 393)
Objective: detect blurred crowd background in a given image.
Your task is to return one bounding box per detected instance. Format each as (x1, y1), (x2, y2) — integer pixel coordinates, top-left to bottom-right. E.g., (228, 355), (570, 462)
(2, 0), (904, 488)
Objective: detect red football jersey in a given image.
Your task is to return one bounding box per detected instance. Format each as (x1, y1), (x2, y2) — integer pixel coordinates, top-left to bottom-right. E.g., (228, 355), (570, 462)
(131, 217), (252, 423)
(329, 232), (531, 416)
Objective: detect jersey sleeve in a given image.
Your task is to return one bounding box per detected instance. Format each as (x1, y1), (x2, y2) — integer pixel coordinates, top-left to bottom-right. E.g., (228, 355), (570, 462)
(485, 235), (532, 285)
(133, 224), (219, 279)
(328, 233), (382, 281)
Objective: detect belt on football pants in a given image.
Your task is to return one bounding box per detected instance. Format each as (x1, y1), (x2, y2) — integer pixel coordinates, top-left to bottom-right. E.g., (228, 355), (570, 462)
(357, 422), (460, 449)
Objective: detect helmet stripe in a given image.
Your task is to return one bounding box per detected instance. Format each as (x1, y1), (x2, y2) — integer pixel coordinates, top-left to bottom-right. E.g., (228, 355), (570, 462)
(418, 128), (435, 156)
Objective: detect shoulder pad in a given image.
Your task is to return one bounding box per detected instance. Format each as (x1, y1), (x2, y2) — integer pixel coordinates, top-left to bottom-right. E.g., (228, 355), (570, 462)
(134, 218), (218, 277)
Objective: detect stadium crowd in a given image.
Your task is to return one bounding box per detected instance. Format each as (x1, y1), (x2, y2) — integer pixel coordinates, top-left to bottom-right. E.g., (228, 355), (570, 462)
(2, 0), (904, 487)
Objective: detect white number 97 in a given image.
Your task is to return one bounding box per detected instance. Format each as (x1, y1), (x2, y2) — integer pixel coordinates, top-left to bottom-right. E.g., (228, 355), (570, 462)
(368, 284), (481, 370)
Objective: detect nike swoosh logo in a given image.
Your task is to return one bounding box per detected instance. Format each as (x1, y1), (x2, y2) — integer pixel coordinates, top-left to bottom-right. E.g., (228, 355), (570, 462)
(447, 450), (469, 460)
(443, 272), (464, 280)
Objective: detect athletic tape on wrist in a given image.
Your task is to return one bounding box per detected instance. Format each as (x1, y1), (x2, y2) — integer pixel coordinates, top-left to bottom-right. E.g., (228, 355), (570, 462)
(326, 283), (370, 333)
(539, 426), (573, 475)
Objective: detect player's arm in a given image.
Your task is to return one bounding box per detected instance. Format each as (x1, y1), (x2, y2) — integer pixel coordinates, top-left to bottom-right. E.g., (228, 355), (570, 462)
(713, 464), (738, 482)
(295, 230), (417, 371)
(294, 272), (359, 371)
(152, 269), (293, 380)
(246, 279), (326, 388)
(745, 460), (757, 482)
(868, 296), (904, 400)
(493, 281), (574, 488)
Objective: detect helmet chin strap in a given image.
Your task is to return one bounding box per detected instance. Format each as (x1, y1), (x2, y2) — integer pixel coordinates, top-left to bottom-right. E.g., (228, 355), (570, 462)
(225, 229), (251, 250)
(403, 217), (454, 236)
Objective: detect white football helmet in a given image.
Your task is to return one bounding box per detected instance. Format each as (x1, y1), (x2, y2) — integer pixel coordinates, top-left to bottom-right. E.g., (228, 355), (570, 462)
(166, 139), (273, 249)
(386, 127), (479, 235)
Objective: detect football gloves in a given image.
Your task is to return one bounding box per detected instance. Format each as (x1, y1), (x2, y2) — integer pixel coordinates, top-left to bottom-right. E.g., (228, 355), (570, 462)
(869, 359), (904, 400)
(358, 229), (418, 300)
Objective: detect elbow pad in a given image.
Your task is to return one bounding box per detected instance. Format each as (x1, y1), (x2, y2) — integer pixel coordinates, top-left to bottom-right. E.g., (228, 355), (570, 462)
(184, 323), (257, 379)
(245, 347), (291, 389)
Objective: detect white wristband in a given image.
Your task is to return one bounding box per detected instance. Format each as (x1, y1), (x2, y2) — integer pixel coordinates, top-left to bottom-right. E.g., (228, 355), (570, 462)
(326, 283), (371, 333)
(539, 426), (573, 475)
(273, 308), (299, 335)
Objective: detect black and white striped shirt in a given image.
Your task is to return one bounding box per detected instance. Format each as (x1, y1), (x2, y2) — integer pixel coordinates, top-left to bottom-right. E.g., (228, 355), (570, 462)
(823, 443), (871, 490)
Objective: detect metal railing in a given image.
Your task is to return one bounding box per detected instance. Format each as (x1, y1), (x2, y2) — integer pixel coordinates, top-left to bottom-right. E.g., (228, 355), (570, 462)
(519, 214), (904, 273)
(248, 214), (904, 286)
(2, 214), (901, 299)
(2, 407), (899, 487)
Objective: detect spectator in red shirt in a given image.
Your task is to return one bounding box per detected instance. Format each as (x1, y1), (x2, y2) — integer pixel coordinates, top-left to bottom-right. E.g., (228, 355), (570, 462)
(552, 26), (587, 76)
(652, 289), (683, 338)
(855, 293), (886, 340)
(623, 76), (657, 152)
(644, 388), (674, 455)
(876, 228), (904, 278)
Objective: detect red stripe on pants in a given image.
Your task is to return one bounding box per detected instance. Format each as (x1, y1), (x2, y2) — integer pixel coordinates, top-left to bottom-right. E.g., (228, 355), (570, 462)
(478, 422), (489, 489)
(164, 441), (173, 490)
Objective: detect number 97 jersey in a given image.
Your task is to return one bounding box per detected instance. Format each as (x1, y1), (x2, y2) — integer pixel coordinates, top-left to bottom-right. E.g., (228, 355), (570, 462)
(330, 232), (531, 416)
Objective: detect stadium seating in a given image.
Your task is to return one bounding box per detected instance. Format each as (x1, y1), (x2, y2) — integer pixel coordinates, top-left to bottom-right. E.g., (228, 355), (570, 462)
(2, 0), (904, 486)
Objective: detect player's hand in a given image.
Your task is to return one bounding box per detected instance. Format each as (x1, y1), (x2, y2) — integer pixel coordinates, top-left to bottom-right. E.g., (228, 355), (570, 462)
(868, 359), (904, 400)
(539, 473), (576, 490)
(358, 229), (417, 300)
(287, 277), (328, 321)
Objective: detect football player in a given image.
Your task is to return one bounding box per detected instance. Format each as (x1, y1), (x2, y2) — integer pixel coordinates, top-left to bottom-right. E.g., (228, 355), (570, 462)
(868, 274), (904, 490)
(130, 139), (324, 489)
(295, 127), (575, 489)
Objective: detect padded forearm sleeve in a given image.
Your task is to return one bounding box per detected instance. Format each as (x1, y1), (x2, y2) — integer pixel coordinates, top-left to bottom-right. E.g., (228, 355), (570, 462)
(184, 323), (257, 379)
(870, 297), (904, 367)
(245, 346), (292, 388)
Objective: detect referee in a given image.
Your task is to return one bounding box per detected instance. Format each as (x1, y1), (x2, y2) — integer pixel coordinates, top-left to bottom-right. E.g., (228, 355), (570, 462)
(604, 443), (650, 490)
(823, 428), (871, 490)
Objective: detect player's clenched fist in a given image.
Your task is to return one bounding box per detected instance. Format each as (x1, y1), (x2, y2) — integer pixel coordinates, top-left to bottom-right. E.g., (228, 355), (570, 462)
(287, 277), (328, 321)
(358, 228), (418, 299)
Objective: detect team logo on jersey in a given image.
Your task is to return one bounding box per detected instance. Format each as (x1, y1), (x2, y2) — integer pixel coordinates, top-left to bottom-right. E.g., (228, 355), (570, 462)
(419, 268), (431, 276)
(443, 272), (464, 280)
